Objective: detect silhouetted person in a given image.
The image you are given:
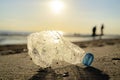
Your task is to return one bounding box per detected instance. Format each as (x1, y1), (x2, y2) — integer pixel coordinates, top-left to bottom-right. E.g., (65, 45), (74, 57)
(101, 24), (104, 36)
(92, 26), (96, 37)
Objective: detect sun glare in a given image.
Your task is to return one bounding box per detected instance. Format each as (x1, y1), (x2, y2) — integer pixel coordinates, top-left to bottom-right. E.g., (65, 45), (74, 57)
(50, 0), (64, 14)
(57, 31), (64, 35)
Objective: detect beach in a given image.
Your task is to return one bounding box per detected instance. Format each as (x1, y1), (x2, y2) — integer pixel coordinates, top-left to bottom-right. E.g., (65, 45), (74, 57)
(1, 0), (120, 79)
(0, 38), (120, 80)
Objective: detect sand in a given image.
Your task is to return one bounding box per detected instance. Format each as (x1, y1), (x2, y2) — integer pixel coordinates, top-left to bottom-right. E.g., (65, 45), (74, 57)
(0, 38), (120, 80)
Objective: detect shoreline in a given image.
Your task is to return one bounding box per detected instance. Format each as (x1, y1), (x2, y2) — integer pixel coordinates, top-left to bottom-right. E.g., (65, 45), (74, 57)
(0, 38), (119, 55)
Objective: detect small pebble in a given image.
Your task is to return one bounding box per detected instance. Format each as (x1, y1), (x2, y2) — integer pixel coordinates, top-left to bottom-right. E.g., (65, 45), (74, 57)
(62, 72), (69, 77)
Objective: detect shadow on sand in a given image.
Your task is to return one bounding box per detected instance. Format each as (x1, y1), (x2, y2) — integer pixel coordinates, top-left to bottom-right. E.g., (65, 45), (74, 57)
(29, 65), (109, 80)
(80, 66), (109, 80)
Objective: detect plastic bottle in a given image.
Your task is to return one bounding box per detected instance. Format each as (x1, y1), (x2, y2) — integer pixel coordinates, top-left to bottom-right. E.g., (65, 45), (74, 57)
(27, 31), (94, 68)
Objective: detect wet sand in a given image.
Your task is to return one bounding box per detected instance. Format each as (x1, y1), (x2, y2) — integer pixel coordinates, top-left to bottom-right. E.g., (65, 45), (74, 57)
(0, 38), (120, 80)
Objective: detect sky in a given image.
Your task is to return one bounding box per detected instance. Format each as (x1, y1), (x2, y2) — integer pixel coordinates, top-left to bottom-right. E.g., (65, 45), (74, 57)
(0, 0), (120, 34)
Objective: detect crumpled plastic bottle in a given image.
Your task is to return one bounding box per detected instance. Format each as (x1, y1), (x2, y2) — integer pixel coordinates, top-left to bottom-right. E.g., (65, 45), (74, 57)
(27, 31), (94, 68)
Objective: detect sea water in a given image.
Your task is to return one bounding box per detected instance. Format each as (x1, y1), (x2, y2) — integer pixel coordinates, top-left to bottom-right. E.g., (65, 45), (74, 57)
(0, 33), (120, 45)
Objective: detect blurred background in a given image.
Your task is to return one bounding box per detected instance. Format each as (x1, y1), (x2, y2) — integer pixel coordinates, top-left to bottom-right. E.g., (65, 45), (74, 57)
(0, 0), (120, 45)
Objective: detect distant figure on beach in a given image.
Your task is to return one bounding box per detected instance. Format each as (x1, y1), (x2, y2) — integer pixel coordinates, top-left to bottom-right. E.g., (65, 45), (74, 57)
(101, 24), (104, 36)
(92, 26), (96, 37)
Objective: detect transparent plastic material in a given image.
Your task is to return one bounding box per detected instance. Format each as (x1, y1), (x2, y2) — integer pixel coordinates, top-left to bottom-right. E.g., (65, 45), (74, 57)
(27, 31), (90, 68)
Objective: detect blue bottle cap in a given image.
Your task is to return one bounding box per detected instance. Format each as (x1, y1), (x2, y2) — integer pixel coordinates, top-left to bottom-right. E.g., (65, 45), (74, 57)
(82, 53), (94, 66)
